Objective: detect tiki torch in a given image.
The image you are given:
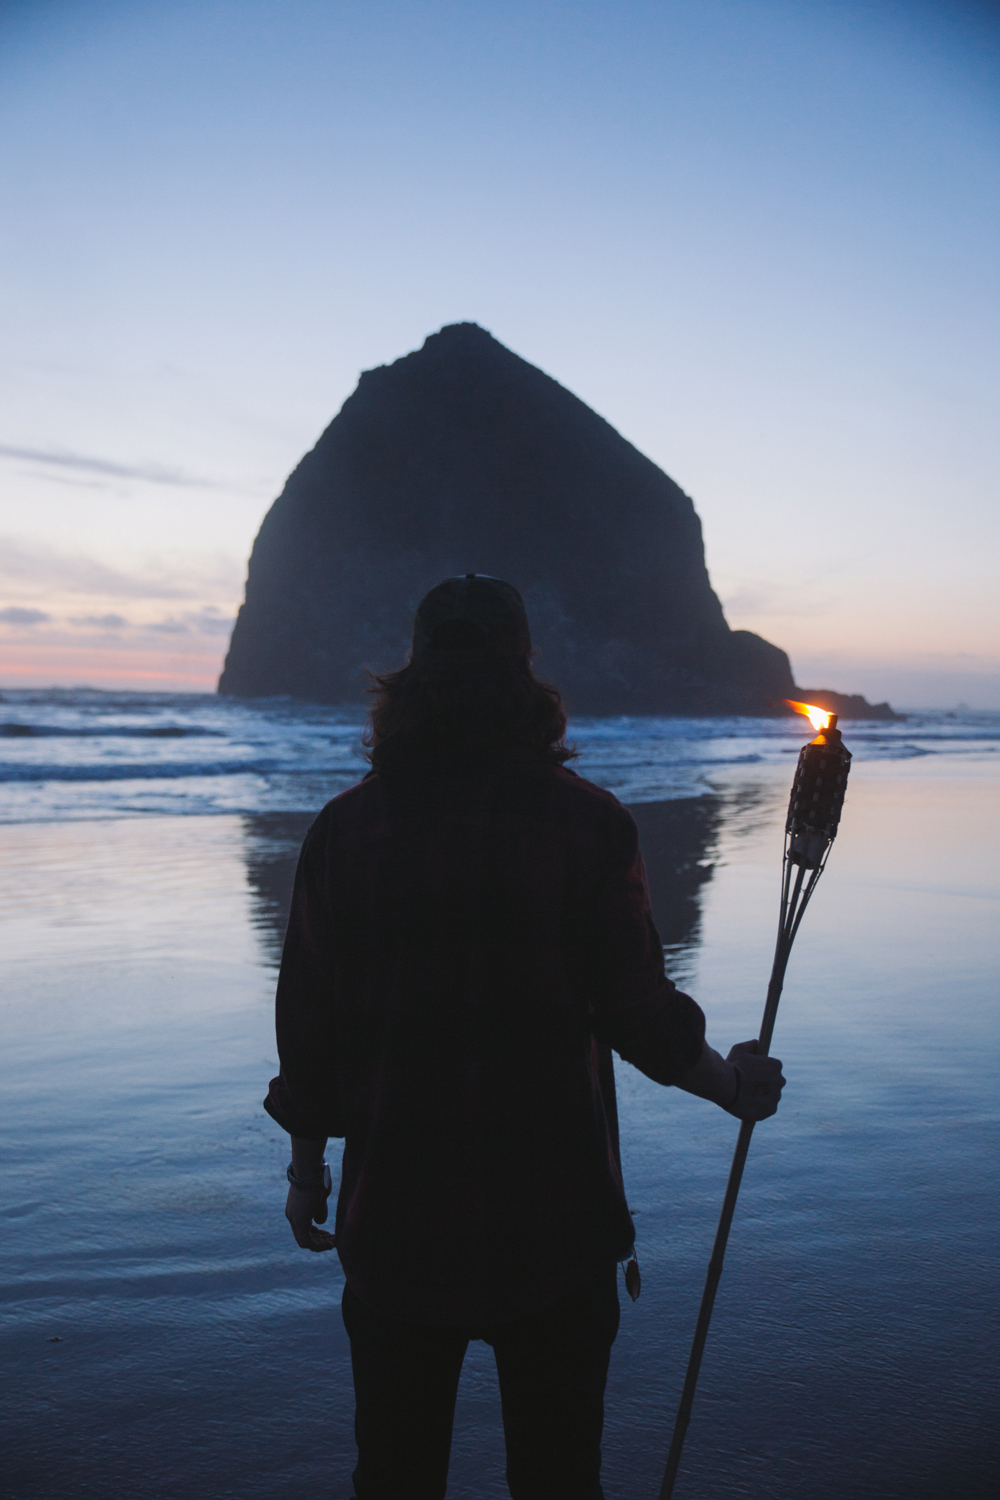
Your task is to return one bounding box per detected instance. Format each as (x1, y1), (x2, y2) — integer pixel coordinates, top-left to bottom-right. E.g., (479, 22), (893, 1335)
(659, 701), (852, 1499)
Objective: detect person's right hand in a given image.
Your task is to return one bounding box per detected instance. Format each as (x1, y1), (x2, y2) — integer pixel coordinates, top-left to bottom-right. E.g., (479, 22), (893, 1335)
(725, 1039), (785, 1122)
(285, 1184), (337, 1252)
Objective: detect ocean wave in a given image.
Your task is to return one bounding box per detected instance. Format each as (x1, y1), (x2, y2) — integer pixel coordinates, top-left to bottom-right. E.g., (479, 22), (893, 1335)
(853, 732), (1000, 747)
(0, 751), (768, 785)
(0, 759), (281, 784)
(0, 723), (223, 738)
(0, 691), (996, 822)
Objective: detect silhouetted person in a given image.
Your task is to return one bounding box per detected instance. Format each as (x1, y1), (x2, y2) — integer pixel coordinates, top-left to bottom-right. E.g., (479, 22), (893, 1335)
(265, 575), (784, 1500)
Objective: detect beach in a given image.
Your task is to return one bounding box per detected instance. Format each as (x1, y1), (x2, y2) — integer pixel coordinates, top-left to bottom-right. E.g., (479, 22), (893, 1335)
(2, 697), (998, 1498)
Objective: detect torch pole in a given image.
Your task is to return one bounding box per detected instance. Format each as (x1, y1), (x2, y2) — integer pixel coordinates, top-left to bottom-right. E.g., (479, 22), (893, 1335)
(658, 713), (851, 1500)
(658, 943), (791, 1500)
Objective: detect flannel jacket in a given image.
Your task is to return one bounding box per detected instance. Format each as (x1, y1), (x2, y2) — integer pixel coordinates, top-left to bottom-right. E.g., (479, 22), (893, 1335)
(265, 756), (705, 1324)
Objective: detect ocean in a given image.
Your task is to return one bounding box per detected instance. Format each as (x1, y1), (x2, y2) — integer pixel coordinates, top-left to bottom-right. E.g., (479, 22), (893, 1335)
(2, 691), (998, 1499)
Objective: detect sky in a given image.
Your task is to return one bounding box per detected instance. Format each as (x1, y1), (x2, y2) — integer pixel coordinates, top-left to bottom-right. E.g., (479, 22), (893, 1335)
(1, 0), (997, 707)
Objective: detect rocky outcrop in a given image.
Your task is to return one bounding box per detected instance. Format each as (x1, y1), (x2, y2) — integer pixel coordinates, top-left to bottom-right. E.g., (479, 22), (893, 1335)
(795, 690), (904, 722)
(220, 323), (800, 714)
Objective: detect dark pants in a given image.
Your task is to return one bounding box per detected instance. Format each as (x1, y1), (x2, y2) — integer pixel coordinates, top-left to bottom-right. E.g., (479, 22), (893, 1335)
(341, 1266), (621, 1500)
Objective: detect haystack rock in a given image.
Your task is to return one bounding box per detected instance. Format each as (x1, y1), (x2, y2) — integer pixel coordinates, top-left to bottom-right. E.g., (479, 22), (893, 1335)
(220, 323), (798, 714)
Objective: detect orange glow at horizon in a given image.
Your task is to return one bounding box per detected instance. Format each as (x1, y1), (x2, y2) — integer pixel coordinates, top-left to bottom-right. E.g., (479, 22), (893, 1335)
(0, 644), (224, 693)
(786, 699), (832, 731)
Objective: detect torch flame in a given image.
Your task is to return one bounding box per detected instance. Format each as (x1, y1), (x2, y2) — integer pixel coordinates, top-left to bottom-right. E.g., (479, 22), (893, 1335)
(786, 699), (832, 732)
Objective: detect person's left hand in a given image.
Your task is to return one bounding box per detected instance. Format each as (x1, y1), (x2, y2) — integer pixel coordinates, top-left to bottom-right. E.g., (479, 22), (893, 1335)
(285, 1184), (337, 1252)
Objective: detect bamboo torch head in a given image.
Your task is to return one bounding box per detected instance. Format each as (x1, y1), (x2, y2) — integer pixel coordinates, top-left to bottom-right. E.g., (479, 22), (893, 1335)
(784, 702), (853, 869)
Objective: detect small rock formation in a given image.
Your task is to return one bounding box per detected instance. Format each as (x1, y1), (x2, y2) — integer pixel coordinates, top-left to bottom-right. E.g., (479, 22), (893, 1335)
(219, 324), (875, 717)
(795, 690), (903, 722)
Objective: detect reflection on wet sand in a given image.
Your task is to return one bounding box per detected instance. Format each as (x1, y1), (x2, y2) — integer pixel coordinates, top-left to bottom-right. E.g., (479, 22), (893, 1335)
(241, 811), (316, 965)
(3, 758), (997, 1500)
(240, 796), (725, 974)
(627, 798), (722, 986)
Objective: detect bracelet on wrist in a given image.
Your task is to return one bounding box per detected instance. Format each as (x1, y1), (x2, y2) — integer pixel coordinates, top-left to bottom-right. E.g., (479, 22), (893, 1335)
(287, 1162), (332, 1196)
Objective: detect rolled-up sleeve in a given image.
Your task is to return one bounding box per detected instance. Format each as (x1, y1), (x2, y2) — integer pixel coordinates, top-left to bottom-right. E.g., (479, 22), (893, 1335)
(584, 802), (706, 1085)
(263, 813), (346, 1140)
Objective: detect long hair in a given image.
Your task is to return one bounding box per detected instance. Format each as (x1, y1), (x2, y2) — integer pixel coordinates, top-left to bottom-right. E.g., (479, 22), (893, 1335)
(364, 636), (575, 774)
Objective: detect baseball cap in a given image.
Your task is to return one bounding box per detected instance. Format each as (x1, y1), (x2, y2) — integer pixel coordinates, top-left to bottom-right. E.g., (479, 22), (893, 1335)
(412, 575), (532, 660)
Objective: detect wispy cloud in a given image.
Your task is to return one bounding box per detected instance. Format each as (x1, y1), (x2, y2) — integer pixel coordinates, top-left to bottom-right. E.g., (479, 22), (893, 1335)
(0, 443), (219, 489)
(0, 535), (244, 602)
(0, 606), (51, 625)
(147, 608), (235, 637)
(68, 613), (129, 629)
(0, 603), (236, 643)
(720, 578), (840, 620)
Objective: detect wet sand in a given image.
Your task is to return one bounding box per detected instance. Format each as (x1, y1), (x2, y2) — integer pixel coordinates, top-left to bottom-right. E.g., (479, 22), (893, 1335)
(2, 756), (998, 1498)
